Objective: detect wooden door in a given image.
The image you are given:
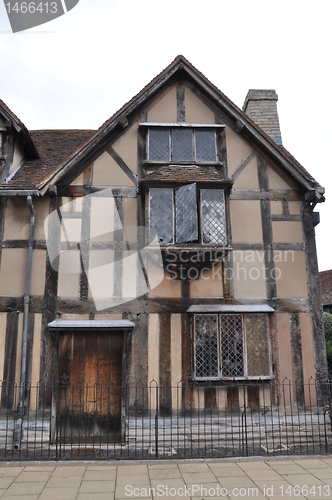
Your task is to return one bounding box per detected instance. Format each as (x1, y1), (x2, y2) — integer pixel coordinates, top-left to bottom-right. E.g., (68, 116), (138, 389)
(57, 331), (123, 443)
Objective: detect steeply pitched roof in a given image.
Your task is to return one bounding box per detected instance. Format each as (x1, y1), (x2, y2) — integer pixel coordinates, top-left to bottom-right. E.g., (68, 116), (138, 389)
(0, 99), (39, 158)
(320, 270), (332, 307)
(0, 56), (325, 197)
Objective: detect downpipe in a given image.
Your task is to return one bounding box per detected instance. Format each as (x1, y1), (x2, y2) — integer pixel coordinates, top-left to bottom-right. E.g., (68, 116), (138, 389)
(13, 196), (36, 451)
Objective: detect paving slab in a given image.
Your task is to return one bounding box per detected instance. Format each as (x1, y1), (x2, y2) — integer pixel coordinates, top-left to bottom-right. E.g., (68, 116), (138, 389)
(38, 487), (79, 500)
(79, 480), (115, 494)
(83, 470), (116, 481)
(3, 480), (46, 495)
(0, 456), (330, 499)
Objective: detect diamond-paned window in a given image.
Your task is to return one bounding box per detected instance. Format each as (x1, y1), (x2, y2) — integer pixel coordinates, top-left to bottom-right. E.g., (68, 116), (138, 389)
(195, 130), (216, 162)
(175, 184), (198, 243)
(149, 129), (170, 161)
(149, 185), (226, 245)
(193, 313), (271, 379)
(148, 127), (217, 162)
(220, 314), (244, 377)
(194, 314), (219, 378)
(201, 189), (226, 244)
(173, 128), (193, 161)
(245, 315), (270, 376)
(149, 188), (174, 244)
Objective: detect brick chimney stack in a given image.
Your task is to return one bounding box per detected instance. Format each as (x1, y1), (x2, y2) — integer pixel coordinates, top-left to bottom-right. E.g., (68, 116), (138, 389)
(242, 89), (282, 145)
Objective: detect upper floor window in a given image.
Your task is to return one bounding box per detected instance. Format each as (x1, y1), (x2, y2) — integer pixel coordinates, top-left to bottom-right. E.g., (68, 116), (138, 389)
(148, 127), (217, 162)
(193, 313), (271, 380)
(149, 184), (227, 245)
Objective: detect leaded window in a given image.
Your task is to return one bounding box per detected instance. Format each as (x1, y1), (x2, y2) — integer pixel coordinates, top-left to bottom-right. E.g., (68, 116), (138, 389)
(193, 313), (271, 379)
(149, 184), (226, 245)
(148, 128), (217, 162)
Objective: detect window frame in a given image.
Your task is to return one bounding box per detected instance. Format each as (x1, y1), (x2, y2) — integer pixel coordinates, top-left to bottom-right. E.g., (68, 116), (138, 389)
(140, 123), (225, 165)
(191, 313), (272, 381)
(148, 185), (227, 246)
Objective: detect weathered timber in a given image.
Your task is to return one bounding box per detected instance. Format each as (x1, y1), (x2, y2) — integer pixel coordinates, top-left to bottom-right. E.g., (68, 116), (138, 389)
(258, 156), (277, 299)
(301, 200), (329, 384)
(125, 313), (148, 409)
(79, 166), (93, 301)
(230, 189), (301, 201)
(282, 200), (289, 216)
(1, 312), (19, 409)
(177, 84), (185, 123)
(52, 296), (311, 315)
(0, 197), (7, 269)
(273, 243), (306, 251)
(57, 186), (137, 198)
(290, 312), (304, 405)
(222, 194), (234, 298)
(215, 112), (228, 176)
(2, 239), (47, 249)
(230, 150), (256, 182)
(107, 147), (138, 186)
(79, 189), (91, 300)
(159, 314), (171, 411)
(232, 243), (264, 251)
(1, 133), (15, 183)
(113, 197), (124, 299)
(270, 215), (302, 221)
(181, 313), (193, 408)
(39, 197), (61, 402)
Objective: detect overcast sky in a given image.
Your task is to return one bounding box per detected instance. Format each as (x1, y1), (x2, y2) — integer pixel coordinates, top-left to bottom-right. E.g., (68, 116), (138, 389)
(0, 0), (331, 270)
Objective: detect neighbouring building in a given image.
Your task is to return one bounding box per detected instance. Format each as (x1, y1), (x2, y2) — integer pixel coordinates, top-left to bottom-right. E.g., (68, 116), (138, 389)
(320, 269), (332, 314)
(0, 56), (328, 446)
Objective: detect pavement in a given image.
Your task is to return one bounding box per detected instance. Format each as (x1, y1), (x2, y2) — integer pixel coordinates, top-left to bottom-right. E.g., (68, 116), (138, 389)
(0, 456), (331, 500)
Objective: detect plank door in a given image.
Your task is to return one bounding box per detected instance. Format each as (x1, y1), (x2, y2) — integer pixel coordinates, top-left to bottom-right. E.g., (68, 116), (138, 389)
(57, 331), (123, 443)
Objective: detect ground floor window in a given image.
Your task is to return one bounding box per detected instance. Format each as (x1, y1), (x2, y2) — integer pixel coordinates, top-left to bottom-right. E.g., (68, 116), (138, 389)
(193, 313), (271, 379)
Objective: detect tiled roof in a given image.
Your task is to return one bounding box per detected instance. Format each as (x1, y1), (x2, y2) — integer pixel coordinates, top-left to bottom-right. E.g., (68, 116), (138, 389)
(141, 165), (226, 184)
(1, 129), (95, 190)
(320, 270), (332, 306)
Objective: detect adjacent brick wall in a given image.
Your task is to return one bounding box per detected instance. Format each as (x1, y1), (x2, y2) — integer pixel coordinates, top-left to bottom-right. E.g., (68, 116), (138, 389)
(243, 89), (282, 145)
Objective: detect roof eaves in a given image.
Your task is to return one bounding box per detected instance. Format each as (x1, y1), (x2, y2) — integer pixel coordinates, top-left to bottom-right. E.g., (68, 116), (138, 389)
(0, 99), (39, 159)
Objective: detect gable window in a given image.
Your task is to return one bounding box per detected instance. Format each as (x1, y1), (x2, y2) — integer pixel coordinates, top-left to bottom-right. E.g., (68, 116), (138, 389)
(147, 127), (218, 163)
(193, 313), (271, 379)
(149, 184), (227, 245)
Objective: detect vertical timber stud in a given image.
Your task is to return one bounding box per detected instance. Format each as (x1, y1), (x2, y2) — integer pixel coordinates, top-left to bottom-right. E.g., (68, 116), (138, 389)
(113, 197), (124, 299)
(177, 84), (185, 123)
(0, 132), (14, 271)
(137, 114), (146, 299)
(301, 200), (329, 385)
(0, 197), (6, 272)
(79, 165), (93, 300)
(1, 132), (15, 183)
(181, 313), (193, 409)
(257, 156), (277, 300)
(290, 312), (304, 404)
(1, 312), (19, 409)
(159, 313), (171, 411)
(40, 196), (61, 404)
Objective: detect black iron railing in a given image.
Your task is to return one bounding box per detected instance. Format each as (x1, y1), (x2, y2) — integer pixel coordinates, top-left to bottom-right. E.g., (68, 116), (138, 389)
(0, 378), (330, 461)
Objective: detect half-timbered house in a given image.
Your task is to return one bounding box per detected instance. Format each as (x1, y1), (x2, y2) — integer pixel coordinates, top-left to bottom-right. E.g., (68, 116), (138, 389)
(0, 56), (328, 451)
